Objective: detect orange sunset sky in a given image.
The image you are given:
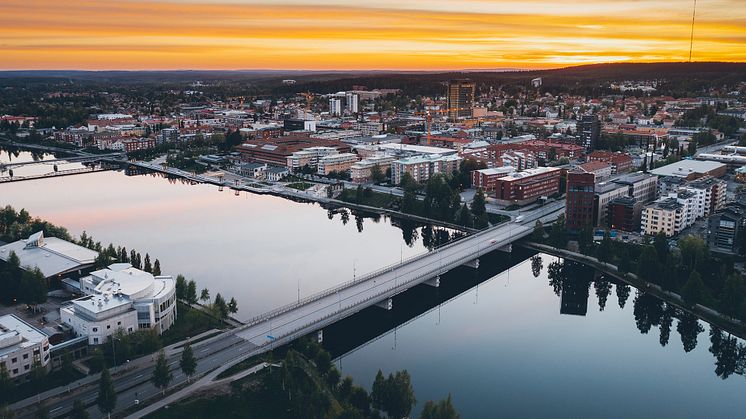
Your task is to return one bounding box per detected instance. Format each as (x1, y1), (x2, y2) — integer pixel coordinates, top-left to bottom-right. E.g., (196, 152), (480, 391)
(1, 0), (745, 70)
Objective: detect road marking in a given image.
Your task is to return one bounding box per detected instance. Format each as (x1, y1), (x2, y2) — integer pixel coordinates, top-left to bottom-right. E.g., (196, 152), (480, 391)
(50, 407), (62, 413)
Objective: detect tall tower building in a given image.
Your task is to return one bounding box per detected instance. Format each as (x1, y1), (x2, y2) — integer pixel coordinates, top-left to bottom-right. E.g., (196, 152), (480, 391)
(565, 168), (596, 231)
(578, 114), (600, 152)
(329, 98), (342, 116)
(447, 80), (475, 121)
(345, 93), (359, 114)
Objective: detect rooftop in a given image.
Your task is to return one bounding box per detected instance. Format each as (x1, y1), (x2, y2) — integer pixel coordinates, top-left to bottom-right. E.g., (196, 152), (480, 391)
(0, 232), (98, 278)
(650, 160), (726, 178)
(0, 314), (47, 359)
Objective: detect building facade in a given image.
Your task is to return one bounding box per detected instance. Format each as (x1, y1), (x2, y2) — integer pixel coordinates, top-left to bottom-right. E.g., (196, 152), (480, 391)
(578, 115), (600, 152)
(491, 167), (561, 205)
(566, 170), (596, 231)
(447, 80), (475, 121)
(0, 315), (51, 379)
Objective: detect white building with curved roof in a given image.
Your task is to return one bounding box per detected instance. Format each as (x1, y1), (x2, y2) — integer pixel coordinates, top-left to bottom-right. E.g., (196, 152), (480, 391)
(60, 264), (177, 345)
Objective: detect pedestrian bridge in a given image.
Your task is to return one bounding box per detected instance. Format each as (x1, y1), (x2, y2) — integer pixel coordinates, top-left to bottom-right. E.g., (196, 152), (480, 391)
(233, 201), (564, 348)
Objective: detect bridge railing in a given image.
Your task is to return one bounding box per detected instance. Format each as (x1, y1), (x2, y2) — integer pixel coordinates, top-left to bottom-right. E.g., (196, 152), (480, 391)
(237, 210), (559, 331)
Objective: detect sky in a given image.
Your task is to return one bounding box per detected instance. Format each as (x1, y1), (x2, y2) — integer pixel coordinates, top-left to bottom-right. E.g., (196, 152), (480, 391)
(1, 0), (745, 70)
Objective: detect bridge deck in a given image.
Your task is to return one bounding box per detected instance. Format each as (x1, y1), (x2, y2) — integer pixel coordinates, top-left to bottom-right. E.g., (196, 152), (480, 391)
(233, 201), (563, 348)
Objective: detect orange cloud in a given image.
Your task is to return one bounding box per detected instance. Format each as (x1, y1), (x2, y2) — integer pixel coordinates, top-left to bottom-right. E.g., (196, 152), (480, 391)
(0, 0), (744, 70)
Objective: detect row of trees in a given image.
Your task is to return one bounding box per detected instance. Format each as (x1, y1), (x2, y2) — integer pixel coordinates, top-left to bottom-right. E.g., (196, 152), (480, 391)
(96, 343), (198, 418)
(0, 252), (47, 306)
(400, 173), (489, 229)
(535, 217), (746, 324)
(175, 275), (238, 320)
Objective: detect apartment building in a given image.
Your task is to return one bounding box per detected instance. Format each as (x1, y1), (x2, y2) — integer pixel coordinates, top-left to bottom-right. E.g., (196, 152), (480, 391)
(317, 153), (359, 175)
(641, 198), (686, 237)
(491, 167), (561, 205)
(350, 155), (396, 183)
(391, 154), (462, 185)
(0, 315), (50, 379)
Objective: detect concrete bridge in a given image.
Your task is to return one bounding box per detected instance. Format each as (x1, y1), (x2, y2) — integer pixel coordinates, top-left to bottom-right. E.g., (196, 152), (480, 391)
(0, 153), (124, 170)
(231, 200), (564, 350)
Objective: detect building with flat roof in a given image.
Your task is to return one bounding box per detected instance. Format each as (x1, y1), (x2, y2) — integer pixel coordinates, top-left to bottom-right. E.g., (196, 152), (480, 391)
(491, 167), (561, 205)
(447, 80), (475, 121)
(708, 204), (746, 254)
(612, 172), (658, 204)
(0, 231), (98, 280)
(471, 167), (516, 192)
(576, 161), (612, 181)
(350, 155), (396, 183)
(566, 169), (596, 231)
(391, 154), (462, 185)
(650, 160), (727, 180)
(641, 198), (687, 237)
(593, 181), (629, 228)
(61, 264), (177, 345)
(0, 314), (50, 379)
(317, 153), (359, 175)
(608, 196), (643, 232)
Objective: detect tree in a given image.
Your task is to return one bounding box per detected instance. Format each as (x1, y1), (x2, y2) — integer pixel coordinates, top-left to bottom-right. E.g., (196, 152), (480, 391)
(29, 359), (47, 397)
(597, 231), (613, 262)
(314, 350), (332, 376)
(326, 367), (341, 390)
(637, 246), (660, 282)
(153, 259), (161, 276)
(356, 185), (365, 203)
(381, 371), (416, 419)
(371, 370), (386, 410)
(152, 350), (173, 395)
(213, 293), (228, 319)
(682, 270), (706, 307)
(228, 297), (238, 314)
(532, 220), (544, 241)
(547, 214), (567, 249)
(175, 275), (187, 300)
(179, 344), (197, 382)
(470, 188), (487, 228)
(719, 274), (746, 318)
(96, 367), (116, 418)
(370, 164), (386, 184)
(186, 280), (198, 305)
(456, 203), (473, 228)
(71, 399), (90, 419)
(0, 364), (12, 405)
(420, 394), (460, 419)
(143, 254), (152, 273)
(200, 288), (210, 304)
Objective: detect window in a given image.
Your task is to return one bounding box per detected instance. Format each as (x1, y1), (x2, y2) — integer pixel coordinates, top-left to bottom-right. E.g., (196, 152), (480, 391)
(93, 337), (99, 344)
(24, 365), (29, 371)
(106, 325), (110, 329)
(12, 369), (18, 375)
(11, 358), (16, 364)
(92, 327), (98, 332)
(23, 354), (28, 360)
(117, 321), (121, 326)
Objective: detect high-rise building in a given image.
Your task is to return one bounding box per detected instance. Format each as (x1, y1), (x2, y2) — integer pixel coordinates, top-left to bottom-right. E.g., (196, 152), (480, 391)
(329, 98), (342, 116)
(447, 80), (475, 121)
(565, 169), (596, 231)
(345, 93), (359, 114)
(578, 115), (600, 152)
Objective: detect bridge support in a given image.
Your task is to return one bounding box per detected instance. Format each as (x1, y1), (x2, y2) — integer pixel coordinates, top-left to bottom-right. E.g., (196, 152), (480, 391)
(498, 244), (512, 253)
(375, 298), (393, 310)
(424, 276), (440, 288)
(317, 330), (323, 343)
(463, 258), (480, 269)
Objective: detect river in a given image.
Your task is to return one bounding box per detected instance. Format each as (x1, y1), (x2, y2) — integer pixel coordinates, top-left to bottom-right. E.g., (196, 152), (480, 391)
(2, 147), (746, 418)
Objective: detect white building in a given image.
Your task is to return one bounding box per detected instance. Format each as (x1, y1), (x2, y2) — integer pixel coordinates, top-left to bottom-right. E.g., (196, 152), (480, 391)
(345, 93), (359, 113)
(329, 98), (342, 116)
(0, 315), (50, 379)
(641, 198), (687, 237)
(0, 231), (98, 280)
(391, 154), (462, 185)
(61, 264), (177, 345)
(350, 155), (397, 183)
(317, 153), (359, 175)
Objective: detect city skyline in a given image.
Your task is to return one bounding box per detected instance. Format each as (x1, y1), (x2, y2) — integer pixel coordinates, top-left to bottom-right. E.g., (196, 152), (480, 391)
(2, 0), (746, 70)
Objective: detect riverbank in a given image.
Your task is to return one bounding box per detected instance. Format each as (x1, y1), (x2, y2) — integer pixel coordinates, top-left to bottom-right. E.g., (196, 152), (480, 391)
(521, 241), (746, 341)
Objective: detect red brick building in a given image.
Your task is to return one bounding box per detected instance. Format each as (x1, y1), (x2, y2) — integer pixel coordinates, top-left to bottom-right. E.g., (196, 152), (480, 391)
(122, 138), (156, 153)
(492, 167), (561, 204)
(471, 167), (515, 192)
(565, 169), (596, 231)
(586, 150), (633, 174)
(235, 133), (352, 166)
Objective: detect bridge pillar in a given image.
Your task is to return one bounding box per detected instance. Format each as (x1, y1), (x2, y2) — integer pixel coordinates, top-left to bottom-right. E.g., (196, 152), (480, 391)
(424, 276), (440, 288)
(317, 330), (323, 343)
(463, 258), (480, 269)
(498, 244), (512, 253)
(375, 298), (393, 310)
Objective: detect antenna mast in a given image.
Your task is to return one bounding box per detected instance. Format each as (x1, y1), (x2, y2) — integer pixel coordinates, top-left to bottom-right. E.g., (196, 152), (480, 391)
(689, 0), (697, 62)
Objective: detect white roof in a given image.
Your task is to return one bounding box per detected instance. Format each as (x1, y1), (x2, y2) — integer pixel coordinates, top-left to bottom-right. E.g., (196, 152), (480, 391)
(650, 160), (726, 177)
(0, 232), (98, 278)
(0, 314), (47, 358)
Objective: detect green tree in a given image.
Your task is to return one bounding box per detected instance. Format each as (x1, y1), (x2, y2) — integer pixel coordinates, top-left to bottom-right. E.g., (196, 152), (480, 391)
(420, 394), (460, 419)
(227, 297), (238, 314)
(71, 400), (90, 419)
(382, 371), (416, 419)
(200, 288), (210, 304)
(61, 349), (75, 381)
(179, 344), (197, 383)
(143, 254), (152, 273)
(186, 280), (198, 305)
(0, 364), (12, 405)
(457, 203), (473, 228)
(637, 246), (660, 282)
(597, 231), (613, 263)
(314, 350), (332, 376)
(532, 220), (544, 241)
(719, 274), (746, 318)
(213, 293), (228, 319)
(371, 369), (386, 410)
(152, 350), (173, 395)
(152, 259), (161, 276)
(547, 214), (567, 249)
(356, 185), (365, 203)
(470, 188), (487, 227)
(370, 164), (386, 184)
(175, 275), (187, 300)
(96, 367), (116, 419)
(682, 270), (706, 307)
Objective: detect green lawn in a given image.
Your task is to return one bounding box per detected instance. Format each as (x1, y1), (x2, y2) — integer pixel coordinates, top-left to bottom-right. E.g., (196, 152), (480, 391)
(161, 302), (224, 346)
(286, 182), (312, 191)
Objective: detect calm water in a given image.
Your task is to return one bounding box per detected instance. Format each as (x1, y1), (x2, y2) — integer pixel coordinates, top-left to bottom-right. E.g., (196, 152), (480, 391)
(3, 148), (746, 418)
(0, 149), (437, 318)
(331, 253), (746, 418)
